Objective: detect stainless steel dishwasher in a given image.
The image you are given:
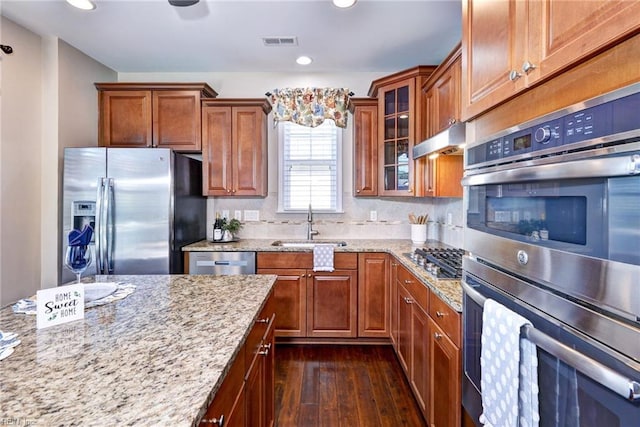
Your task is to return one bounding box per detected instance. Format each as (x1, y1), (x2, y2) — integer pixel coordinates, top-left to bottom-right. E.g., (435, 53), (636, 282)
(188, 251), (256, 275)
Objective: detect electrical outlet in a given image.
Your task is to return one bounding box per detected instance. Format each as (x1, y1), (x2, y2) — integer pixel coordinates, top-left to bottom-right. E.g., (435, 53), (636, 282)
(244, 210), (260, 221)
(234, 210), (242, 221)
(369, 210), (377, 221)
(447, 212), (453, 226)
(222, 210), (229, 220)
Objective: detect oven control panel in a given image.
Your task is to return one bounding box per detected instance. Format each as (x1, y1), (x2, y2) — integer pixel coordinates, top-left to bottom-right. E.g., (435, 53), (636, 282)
(466, 88), (640, 168)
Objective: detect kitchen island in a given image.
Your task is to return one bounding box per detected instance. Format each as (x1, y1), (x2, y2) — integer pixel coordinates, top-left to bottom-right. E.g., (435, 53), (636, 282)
(0, 274), (276, 426)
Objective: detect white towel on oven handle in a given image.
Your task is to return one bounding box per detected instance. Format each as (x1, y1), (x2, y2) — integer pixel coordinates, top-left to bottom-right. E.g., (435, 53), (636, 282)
(479, 299), (539, 427)
(313, 244), (334, 272)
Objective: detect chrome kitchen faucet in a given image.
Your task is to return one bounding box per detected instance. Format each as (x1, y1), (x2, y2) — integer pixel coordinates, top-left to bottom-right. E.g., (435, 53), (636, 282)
(307, 204), (319, 240)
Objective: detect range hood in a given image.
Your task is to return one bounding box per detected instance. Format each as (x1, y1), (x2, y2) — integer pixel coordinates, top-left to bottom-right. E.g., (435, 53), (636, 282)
(412, 122), (466, 159)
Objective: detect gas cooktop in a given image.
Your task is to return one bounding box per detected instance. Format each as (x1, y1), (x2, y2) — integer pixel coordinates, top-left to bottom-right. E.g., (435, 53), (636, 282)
(404, 247), (465, 279)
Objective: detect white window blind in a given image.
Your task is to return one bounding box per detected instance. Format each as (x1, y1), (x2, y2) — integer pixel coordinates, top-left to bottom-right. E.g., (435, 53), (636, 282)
(278, 120), (343, 212)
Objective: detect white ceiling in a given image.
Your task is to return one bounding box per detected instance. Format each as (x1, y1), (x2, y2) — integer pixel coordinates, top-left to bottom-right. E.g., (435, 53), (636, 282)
(1, 0), (462, 74)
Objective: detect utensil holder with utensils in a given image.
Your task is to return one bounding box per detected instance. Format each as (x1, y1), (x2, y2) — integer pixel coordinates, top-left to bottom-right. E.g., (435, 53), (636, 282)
(409, 213), (428, 244)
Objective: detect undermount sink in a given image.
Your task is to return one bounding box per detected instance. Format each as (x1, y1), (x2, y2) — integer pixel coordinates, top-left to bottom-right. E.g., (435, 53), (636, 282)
(271, 240), (347, 249)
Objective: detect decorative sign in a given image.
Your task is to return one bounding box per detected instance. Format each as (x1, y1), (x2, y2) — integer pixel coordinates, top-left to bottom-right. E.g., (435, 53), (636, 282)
(36, 283), (85, 329)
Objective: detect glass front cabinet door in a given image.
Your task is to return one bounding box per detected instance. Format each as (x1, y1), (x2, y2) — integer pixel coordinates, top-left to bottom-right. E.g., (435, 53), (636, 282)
(369, 66), (435, 197)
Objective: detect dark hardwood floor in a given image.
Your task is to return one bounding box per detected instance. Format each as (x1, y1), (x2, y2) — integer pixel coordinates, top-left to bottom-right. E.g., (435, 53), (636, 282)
(274, 344), (427, 427)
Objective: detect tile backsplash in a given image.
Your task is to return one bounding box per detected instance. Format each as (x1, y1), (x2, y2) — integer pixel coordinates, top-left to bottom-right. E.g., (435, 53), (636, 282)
(207, 195), (464, 249)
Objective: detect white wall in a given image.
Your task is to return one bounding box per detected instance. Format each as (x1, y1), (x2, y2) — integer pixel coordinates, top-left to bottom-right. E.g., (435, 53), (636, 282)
(0, 17), (115, 306)
(1, 16), (43, 306)
(120, 71), (464, 247)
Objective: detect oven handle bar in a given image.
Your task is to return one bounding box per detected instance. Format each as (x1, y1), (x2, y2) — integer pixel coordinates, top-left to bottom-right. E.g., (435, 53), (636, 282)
(462, 152), (640, 186)
(462, 279), (640, 402)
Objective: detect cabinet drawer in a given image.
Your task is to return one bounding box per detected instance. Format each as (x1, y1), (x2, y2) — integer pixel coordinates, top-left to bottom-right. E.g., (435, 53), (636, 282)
(397, 265), (428, 310)
(257, 252), (357, 270)
(245, 296), (275, 366)
(429, 293), (461, 347)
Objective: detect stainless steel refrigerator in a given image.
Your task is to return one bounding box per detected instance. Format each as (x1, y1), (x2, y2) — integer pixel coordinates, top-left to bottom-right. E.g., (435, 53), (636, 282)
(61, 147), (206, 283)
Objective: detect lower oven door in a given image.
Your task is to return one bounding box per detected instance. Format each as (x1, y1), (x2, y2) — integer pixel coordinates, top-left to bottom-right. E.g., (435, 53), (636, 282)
(462, 258), (640, 427)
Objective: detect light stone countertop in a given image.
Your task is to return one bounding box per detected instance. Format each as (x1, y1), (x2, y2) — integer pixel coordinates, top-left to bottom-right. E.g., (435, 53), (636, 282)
(0, 274), (276, 427)
(183, 238), (464, 312)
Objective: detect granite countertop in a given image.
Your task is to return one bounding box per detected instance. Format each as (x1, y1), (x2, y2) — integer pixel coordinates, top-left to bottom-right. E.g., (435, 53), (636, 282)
(0, 274), (276, 426)
(184, 238), (464, 312)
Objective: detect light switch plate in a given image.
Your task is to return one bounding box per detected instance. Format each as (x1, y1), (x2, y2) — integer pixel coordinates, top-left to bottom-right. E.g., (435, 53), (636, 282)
(369, 210), (377, 221)
(234, 210), (242, 221)
(244, 210), (260, 221)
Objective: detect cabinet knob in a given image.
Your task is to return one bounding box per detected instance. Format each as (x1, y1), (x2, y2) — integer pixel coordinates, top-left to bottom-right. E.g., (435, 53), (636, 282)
(522, 60), (537, 74)
(356, 189), (361, 193)
(301, 274), (305, 278)
(434, 332), (443, 340)
(404, 297), (413, 304)
(226, 189), (231, 193)
(258, 343), (272, 356)
(307, 273), (312, 278)
(508, 70), (522, 82)
(201, 414), (225, 426)
(435, 311), (446, 318)
(407, 186), (413, 193)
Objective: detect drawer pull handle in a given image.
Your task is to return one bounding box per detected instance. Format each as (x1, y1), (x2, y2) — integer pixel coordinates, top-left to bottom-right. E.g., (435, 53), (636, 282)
(258, 343), (272, 356)
(403, 279), (413, 284)
(434, 332), (443, 340)
(201, 414), (224, 426)
(435, 311), (446, 318)
(256, 318), (269, 324)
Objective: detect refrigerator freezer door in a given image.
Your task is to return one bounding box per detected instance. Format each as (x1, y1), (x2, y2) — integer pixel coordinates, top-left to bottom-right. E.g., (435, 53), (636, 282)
(62, 148), (107, 283)
(106, 148), (173, 274)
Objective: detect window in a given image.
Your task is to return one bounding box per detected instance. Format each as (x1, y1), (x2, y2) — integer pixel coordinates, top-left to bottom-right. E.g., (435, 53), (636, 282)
(278, 120), (343, 212)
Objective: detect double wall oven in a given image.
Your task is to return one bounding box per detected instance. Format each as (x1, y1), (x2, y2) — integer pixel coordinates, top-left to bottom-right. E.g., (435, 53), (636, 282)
(461, 83), (640, 426)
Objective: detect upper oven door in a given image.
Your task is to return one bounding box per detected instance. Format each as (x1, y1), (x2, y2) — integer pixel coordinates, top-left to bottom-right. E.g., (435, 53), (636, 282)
(462, 149), (640, 322)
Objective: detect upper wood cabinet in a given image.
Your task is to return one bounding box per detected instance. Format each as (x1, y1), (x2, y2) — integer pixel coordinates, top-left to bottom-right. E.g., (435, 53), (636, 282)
(422, 45), (462, 140)
(461, 0), (640, 121)
(96, 83), (217, 151)
(349, 98), (378, 197)
(368, 66), (436, 197)
(201, 99), (271, 197)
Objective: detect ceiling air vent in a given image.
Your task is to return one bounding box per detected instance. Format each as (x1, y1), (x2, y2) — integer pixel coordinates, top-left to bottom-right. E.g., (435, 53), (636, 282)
(262, 36), (298, 47)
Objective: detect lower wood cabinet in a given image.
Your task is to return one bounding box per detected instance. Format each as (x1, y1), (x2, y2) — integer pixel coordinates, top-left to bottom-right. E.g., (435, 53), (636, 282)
(257, 252), (358, 338)
(357, 253), (390, 338)
(199, 293), (275, 427)
(392, 260), (462, 426)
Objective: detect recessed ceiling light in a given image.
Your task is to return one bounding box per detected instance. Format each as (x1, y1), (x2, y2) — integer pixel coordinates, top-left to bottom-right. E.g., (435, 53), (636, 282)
(66, 0), (96, 10)
(296, 56), (313, 65)
(332, 0), (357, 8)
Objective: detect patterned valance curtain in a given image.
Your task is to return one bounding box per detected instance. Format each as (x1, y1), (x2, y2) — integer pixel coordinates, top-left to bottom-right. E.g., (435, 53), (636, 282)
(268, 87), (351, 128)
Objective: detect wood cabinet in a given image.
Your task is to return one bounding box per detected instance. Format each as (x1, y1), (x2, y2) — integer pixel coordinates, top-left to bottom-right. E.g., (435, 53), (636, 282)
(357, 253), (389, 338)
(422, 45), (462, 140)
(395, 264), (430, 419)
(350, 98), (379, 197)
(368, 66), (436, 197)
(392, 259), (463, 425)
(96, 83), (217, 151)
(201, 99), (271, 197)
(389, 259), (399, 347)
(419, 154), (464, 198)
(257, 252), (358, 338)
(200, 292), (275, 427)
(428, 293), (461, 427)
(461, 0), (640, 120)
(245, 309), (275, 427)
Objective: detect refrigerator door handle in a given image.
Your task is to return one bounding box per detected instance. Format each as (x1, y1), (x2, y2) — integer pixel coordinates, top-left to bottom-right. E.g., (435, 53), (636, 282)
(95, 177), (107, 274)
(106, 178), (115, 274)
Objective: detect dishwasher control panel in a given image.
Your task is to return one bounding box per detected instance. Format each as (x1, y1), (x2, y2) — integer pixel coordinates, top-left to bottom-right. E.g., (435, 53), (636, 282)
(188, 251), (256, 275)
